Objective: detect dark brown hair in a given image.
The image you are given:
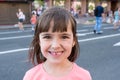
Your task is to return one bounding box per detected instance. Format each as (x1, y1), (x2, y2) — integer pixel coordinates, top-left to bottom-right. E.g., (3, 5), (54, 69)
(29, 7), (80, 65)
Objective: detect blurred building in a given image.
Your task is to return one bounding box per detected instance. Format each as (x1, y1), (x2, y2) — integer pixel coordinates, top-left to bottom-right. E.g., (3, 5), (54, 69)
(0, 0), (34, 25)
(43, 0), (120, 16)
(0, 0), (120, 25)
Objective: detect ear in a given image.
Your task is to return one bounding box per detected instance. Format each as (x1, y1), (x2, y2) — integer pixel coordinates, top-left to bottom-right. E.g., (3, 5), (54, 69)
(72, 41), (75, 47)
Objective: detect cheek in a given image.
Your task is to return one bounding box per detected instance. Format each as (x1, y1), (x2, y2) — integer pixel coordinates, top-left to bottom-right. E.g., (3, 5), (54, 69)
(39, 41), (49, 52)
(64, 39), (74, 46)
(66, 40), (74, 51)
(63, 42), (72, 47)
(63, 41), (73, 50)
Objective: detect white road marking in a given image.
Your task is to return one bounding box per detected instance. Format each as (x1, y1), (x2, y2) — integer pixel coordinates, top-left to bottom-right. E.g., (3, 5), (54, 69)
(76, 33), (86, 36)
(0, 30), (32, 35)
(103, 27), (113, 29)
(78, 33), (120, 42)
(0, 48), (29, 55)
(113, 42), (120, 46)
(77, 32), (93, 36)
(77, 29), (88, 32)
(0, 35), (33, 40)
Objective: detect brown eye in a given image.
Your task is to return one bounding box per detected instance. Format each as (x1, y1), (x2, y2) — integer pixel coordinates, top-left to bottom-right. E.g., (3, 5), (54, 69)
(43, 35), (51, 39)
(62, 35), (69, 39)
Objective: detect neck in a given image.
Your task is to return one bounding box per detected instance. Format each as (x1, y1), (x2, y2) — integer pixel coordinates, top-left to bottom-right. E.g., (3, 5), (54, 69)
(43, 60), (73, 77)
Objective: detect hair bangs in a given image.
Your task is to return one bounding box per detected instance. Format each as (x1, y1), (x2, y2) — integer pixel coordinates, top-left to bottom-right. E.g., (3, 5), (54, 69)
(37, 9), (71, 33)
(38, 15), (52, 33)
(51, 14), (69, 32)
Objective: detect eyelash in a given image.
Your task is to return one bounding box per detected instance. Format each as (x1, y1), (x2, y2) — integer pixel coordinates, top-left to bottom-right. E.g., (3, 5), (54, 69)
(61, 36), (69, 39)
(43, 36), (51, 39)
(43, 35), (69, 39)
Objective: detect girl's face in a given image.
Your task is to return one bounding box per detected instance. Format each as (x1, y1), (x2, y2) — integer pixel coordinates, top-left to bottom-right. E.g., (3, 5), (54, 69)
(39, 22), (75, 64)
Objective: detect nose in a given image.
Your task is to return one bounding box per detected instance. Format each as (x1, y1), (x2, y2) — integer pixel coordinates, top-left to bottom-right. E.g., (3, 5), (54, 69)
(51, 38), (61, 50)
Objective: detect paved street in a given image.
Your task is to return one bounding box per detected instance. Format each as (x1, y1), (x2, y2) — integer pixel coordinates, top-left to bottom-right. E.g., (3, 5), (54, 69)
(0, 22), (120, 80)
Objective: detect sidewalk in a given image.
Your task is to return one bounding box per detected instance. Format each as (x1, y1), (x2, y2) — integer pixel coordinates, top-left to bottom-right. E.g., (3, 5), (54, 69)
(76, 16), (113, 26)
(0, 16), (112, 30)
(76, 16), (96, 25)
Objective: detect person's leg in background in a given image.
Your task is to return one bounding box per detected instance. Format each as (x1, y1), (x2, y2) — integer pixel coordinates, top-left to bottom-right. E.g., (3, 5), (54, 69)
(18, 19), (24, 31)
(32, 24), (35, 31)
(97, 17), (102, 33)
(94, 17), (98, 33)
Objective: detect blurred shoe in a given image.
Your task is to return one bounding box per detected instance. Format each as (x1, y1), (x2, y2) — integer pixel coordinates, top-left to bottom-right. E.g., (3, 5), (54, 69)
(93, 30), (96, 34)
(96, 31), (103, 34)
(14, 24), (18, 27)
(32, 28), (34, 31)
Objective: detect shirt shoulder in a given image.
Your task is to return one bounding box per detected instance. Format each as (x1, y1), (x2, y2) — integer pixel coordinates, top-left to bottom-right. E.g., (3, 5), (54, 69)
(23, 64), (43, 80)
(70, 63), (92, 80)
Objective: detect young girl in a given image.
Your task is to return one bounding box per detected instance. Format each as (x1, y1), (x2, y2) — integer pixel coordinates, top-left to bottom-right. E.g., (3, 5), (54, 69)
(23, 7), (92, 80)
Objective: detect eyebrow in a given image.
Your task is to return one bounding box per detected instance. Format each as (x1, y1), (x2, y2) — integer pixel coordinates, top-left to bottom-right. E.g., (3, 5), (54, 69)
(61, 33), (72, 36)
(40, 33), (51, 36)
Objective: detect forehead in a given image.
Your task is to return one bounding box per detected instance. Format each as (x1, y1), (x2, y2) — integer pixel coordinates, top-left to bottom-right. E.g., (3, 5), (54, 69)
(48, 20), (72, 32)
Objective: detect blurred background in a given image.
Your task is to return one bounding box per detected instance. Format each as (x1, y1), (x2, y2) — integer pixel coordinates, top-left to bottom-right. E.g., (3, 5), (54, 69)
(0, 0), (120, 25)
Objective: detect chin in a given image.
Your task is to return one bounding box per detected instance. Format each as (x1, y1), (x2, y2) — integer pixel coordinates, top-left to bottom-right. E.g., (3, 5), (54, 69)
(49, 58), (64, 64)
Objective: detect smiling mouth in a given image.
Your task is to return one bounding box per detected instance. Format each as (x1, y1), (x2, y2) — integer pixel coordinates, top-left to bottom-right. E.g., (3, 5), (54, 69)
(48, 51), (64, 57)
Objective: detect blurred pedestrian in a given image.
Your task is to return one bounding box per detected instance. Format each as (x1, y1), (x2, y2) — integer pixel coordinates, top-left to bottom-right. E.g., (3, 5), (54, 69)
(70, 7), (74, 16)
(36, 7), (42, 17)
(107, 10), (114, 23)
(30, 11), (37, 31)
(94, 2), (104, 34)
(16, 8), (25, 31)
(31, 10), (36, 16)
(113, 7), (120, 30)
(23, 7), (92, 80)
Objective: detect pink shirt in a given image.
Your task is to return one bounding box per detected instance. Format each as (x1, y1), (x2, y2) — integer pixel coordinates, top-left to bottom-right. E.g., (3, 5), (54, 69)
(23, 63), (92, 80)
